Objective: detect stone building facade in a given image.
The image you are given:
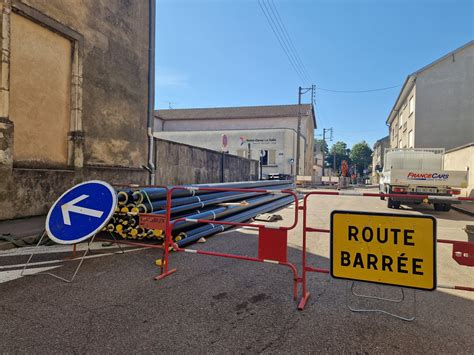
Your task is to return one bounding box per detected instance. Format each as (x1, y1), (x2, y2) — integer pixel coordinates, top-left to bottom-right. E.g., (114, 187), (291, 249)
(0, 0), (151, 220)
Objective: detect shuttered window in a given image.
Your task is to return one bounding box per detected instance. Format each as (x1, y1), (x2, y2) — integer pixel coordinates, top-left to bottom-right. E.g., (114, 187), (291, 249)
(268, 150), (276, 165)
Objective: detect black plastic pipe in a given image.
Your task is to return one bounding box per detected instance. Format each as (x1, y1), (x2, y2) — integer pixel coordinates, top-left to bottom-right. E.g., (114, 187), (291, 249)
(171, 193), (287, 232)
(176, 195), (295, 247)
(131, 180), (292, 203)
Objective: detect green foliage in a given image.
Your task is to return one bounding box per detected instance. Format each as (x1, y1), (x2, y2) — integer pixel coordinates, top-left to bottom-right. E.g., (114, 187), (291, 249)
(349, 141), (373, 174)
(327, 141), (350, 172)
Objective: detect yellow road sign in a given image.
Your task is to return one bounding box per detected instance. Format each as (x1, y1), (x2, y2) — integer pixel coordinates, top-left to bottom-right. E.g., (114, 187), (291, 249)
(330, 211), (436, 290)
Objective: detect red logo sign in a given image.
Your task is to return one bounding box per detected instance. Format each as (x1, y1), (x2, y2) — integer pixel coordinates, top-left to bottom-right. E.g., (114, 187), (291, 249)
(139, 214), (167, 230)
(221, 134), (228, 151)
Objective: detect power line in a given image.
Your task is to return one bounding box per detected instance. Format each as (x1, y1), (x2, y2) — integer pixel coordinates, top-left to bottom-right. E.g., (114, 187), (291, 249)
(267, 0), (312, 84)
(317, 84), (402, 93)
(257, 0), (308, 84)
(265, 0), (308, 83)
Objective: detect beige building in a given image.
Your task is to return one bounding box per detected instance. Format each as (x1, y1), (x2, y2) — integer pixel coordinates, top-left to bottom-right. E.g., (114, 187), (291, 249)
(154, 105), (316, 177)
(371, 135), (390, 183)
(0, 0), (153, 220)
(386, 41), (474, 150)
(313, 141), (324, 178)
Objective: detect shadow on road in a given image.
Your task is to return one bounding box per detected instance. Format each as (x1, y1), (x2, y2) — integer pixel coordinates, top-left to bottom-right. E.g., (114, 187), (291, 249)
(0, 228), (473, 352)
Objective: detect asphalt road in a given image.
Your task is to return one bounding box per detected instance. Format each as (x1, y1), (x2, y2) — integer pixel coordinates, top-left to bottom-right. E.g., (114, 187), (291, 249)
(0, 188), (473, 353)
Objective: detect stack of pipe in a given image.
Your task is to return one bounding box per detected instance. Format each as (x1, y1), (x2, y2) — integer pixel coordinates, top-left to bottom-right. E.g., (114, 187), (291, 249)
(106, 180), (295, 245)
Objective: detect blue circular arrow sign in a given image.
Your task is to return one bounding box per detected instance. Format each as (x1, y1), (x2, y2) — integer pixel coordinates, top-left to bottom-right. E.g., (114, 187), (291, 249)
(46, 180), (117, 244)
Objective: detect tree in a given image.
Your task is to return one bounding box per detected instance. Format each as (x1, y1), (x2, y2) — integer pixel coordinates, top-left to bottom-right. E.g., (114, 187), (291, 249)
(350, 141), (373, 175)
(328, 141), (350, 173)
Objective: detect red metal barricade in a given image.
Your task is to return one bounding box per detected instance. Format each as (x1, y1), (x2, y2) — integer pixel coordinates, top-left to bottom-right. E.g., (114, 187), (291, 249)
(298, 191), (474, 310)
(167, 186), (301, 300)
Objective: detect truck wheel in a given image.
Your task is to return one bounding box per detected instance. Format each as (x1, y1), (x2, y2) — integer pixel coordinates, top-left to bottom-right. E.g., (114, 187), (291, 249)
(443, 204), (451, 212)
(387, 198), (400, 209)
(434, 203), (445, 211)
(380, 193), (385, 201)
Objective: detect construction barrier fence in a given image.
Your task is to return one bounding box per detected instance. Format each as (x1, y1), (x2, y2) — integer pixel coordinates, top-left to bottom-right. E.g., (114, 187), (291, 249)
(21, 182), (474, 314)
(298, 190), (474, 311)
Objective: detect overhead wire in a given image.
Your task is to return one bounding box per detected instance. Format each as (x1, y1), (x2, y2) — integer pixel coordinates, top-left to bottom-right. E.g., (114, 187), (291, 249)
(267, 0), (312, 84)
(258, 1), (402, 94)
(316, 84), (402, 93)
(257, 0), (308, 84)
(257, 0), (399, 141)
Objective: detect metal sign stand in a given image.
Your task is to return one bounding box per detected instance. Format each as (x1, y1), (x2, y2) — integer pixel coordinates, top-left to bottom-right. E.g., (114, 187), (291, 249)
(21, 229), (124, 283)
(345, 281), (416, 322)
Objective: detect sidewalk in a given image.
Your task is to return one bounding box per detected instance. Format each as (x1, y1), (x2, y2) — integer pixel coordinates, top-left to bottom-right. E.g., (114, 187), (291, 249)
(0, 216), (45, 250)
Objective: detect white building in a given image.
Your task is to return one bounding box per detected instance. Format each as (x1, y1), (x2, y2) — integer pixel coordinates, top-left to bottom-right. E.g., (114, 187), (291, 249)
(386, 41), (474, 151)
(154, 104), (316, 177)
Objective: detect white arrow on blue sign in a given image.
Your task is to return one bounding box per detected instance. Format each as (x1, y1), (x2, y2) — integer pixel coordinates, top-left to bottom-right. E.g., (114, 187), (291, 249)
(46, 180), (117, 245)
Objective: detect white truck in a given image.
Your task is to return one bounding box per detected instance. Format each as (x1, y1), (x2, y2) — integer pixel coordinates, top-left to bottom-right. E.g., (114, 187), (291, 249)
(378, 148), (468, 211)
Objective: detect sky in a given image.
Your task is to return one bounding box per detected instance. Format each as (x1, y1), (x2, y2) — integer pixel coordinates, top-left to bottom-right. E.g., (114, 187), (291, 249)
(155, 0), (473, 149)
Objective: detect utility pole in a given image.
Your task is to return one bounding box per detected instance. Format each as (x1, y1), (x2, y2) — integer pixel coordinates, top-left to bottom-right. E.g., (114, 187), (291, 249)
(296, 85), (315, 178)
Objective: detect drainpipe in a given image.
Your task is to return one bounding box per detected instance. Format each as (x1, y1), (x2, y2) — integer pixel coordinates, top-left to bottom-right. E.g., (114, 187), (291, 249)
(146, 0), (156, 184)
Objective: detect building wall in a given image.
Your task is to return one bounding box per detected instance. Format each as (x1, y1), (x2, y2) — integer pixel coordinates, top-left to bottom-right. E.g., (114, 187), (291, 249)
(154, 138), (258, 185)
(304, 114), (315, 176)
(371, 136), (390, 182)
(414, 44), (474, 150)
(389, 85), (416, 149)
(157, 115), (307, 133)
(5, 0), (151, 168)
(155, 114), (315, 176)
(0, 0), (151, 220)
(444, 143), (474, 197)
(154, 129), (303, 176)
(10, 12), (71, 167)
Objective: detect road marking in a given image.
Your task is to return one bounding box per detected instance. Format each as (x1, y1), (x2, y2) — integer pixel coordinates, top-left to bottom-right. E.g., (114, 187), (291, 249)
(0, 242), (123, 257)
(0, 247), (149, 271)
(61, 194), (104, 225)
(0, 266), (61, 284)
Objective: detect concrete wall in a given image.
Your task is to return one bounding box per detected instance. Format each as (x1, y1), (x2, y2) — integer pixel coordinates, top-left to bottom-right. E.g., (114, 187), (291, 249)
(444, 143), (473, 197)
(415, 44), (474, 150)
(0, 0), (150, 220)
(154, 138), (258, 185)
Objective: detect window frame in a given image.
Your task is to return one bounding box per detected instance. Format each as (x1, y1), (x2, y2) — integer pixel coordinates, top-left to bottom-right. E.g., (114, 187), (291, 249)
(408, 130), (414, 148)
(10, 3), (84, 169)
(409, 96), (415, 116)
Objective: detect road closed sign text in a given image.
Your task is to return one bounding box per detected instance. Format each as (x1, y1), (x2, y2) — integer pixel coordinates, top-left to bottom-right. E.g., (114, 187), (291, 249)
(330, 211), (436, 290)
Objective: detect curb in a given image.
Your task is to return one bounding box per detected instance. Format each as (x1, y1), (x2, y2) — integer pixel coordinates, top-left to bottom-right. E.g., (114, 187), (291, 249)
(0, 234), (39, 251)
(452, 205), (474, 217)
